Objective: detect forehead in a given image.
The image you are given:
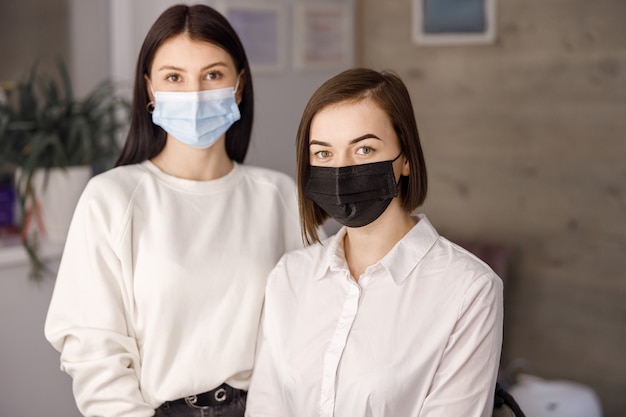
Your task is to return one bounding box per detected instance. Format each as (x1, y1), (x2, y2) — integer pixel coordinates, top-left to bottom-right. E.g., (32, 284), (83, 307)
(151, 34), (236, 72)
(310, 98), (394, 143)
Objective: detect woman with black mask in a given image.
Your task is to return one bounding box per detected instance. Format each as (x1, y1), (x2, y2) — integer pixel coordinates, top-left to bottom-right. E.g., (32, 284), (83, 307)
(245, 68), (504, 417)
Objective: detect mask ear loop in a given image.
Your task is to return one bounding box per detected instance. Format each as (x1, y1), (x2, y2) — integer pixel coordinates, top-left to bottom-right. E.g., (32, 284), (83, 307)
(146, 79), (155, 113)
(233, 74), (243, 104)
(391, 152), (405, 191)
(234, 76), (241, 93)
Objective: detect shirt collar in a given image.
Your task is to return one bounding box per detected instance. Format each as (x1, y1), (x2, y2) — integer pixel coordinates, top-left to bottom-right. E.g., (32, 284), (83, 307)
(379, 214), (439, 285)
(313, 226), (348, 280)
(312, 214), (440, 284)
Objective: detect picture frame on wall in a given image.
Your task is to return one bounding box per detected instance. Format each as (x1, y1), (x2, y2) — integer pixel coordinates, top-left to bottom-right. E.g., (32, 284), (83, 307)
(412, 0), (496, 45)
(222, 2), (287, 73)
(293, 4), (355, 71)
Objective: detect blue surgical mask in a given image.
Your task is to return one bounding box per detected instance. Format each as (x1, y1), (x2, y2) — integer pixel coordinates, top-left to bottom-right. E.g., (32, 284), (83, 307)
(151, 83), (241, 149)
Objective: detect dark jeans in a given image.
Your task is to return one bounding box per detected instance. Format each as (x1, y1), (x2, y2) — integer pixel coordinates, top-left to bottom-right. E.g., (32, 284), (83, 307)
(155, 392), (247, 417)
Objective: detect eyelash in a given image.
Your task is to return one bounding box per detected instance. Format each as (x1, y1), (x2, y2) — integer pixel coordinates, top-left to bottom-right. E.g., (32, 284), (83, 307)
(165, 73), (182, 83)
(357, 146), (374, 155)
(312, 146), (376, 160)
(164, 70), (224, 83)
(205, 71), (223, 80)
(313, 150), (331, 159)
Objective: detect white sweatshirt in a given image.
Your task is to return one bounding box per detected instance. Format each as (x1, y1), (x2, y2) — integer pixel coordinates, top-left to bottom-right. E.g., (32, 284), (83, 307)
(44, 161), (303, 417)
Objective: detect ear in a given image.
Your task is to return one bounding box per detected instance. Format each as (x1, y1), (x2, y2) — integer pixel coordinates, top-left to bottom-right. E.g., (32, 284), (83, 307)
(401, 156), (410, 176)
(235, 70), (246, 105)
(144, 75), (154, 102)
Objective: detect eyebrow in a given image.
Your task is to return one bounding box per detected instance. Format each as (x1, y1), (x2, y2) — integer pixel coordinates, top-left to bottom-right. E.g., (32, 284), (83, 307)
(309, 134), (382, 147)
(156, 62), (230, 72)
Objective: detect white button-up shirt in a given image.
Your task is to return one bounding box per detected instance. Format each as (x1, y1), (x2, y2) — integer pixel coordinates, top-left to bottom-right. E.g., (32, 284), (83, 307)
(246, 214), (503, 417)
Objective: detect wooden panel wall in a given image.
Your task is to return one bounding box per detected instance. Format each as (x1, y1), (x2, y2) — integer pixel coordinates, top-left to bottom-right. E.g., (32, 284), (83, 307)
(360, 0), (626, 415)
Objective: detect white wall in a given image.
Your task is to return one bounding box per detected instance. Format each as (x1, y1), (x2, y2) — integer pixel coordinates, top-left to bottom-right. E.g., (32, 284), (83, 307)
(68, 0), (110, 98)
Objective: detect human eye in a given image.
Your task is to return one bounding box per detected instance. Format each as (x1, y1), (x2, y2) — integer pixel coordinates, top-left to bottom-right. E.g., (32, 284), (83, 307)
(313, 150), (332, 160)
(356, 145), (375, 156)
(165, 73), (182, 83)
(204, 70), (224, 81)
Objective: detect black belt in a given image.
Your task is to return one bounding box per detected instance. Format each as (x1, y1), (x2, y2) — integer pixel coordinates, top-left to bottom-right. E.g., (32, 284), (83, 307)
(163, 383), (246, 408)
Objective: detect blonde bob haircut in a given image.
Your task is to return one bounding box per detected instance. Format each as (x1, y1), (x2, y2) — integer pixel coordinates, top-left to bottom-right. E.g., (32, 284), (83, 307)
(296, 68), (428, 244)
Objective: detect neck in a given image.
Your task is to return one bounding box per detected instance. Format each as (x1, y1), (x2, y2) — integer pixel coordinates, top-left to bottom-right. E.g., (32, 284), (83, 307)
(343, 202), (416, 281)
(151, 136), (233, 181)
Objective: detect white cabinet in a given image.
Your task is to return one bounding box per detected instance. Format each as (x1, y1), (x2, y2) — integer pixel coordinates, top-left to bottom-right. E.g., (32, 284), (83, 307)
(0, 244), (81, 417)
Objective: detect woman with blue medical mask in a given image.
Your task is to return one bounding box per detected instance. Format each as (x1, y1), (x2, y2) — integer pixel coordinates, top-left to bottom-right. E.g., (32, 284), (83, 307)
(246, 68), (504, 417)
(44, 5), (302, 417)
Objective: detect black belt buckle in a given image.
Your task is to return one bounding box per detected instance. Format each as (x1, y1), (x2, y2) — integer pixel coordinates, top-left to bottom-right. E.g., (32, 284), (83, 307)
(189, 383), (235, 407)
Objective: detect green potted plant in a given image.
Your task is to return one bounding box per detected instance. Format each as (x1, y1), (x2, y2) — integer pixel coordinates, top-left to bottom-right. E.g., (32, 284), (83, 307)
(0, 61), (129, 280)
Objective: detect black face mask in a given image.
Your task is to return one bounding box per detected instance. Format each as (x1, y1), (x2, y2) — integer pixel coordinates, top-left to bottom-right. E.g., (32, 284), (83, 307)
(304, 155), (401, 228)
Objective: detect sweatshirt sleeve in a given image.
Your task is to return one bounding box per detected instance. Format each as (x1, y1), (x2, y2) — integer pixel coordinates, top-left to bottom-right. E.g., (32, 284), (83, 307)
(419, 272), (504, 417)
(44, 181), (153, 417)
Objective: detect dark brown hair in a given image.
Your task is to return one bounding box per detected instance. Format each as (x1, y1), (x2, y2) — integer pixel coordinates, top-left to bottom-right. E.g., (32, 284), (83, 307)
(116, 4), (253, 166)
(296, 68), (428, 244)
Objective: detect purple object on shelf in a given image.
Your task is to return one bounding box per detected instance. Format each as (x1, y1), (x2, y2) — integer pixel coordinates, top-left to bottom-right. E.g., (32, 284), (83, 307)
(0, 184), (16, 227)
